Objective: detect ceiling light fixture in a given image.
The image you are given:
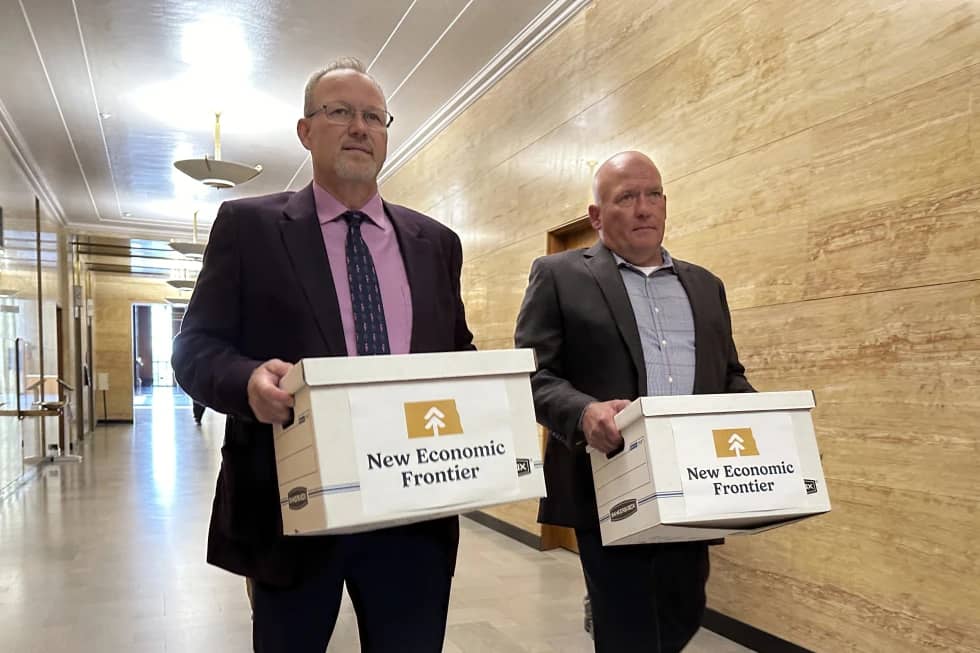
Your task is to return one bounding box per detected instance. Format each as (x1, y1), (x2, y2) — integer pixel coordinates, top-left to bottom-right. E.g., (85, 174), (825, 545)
(166, 279), (195, 291)
(173, 112), (262, 189)
(165, 280), (195, 304)
(168, 210), (206, 259)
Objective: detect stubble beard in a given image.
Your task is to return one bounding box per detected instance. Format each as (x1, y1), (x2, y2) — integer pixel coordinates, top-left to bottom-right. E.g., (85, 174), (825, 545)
(334, 154), (381, 183)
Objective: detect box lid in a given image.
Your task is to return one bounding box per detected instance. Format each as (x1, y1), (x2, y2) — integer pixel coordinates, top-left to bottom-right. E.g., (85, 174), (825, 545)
(615, 390), (816, 430)
(281, 349), (535, 393)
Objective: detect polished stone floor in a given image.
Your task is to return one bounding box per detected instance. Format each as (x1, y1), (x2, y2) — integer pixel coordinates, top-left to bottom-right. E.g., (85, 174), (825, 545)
(0, 397), (751, 652)
(132, 385), (195, 408)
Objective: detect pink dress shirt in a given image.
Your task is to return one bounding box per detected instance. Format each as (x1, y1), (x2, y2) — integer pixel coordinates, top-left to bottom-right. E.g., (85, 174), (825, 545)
(313, 184), (413, 355)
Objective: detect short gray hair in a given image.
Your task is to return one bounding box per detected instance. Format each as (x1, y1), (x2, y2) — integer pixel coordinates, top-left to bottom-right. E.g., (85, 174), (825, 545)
(303, 57), (385, 116)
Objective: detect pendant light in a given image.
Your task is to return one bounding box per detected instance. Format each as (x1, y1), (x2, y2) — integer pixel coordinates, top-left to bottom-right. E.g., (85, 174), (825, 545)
(169, 210), (206, 259)
(173, 112), (262, 188)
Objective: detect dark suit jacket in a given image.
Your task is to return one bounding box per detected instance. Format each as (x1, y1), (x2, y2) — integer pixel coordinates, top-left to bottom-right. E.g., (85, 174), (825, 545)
(172, 183), (474, 587)
(514, 241), (754, 529)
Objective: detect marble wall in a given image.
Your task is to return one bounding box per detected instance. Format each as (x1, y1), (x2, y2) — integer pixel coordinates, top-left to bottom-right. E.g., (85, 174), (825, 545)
(382, 0), (980, 649)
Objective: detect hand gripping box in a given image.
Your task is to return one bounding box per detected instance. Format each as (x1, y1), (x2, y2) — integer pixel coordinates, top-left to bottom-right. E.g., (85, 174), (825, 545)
(274, 349), (546, 535)
(591, 391), (830, 545)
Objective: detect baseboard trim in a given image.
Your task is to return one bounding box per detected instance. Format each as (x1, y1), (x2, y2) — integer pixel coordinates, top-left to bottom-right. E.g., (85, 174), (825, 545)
(703, 608), (812, 653)
(464, 511), (542, 550)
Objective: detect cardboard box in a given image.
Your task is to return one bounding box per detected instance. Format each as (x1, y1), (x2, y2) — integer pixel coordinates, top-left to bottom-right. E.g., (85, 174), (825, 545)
(274, 349), (546, 535)
(592, 391), (830, 545)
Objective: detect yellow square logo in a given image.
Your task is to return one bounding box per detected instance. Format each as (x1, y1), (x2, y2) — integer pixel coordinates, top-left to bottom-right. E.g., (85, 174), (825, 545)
(404, 399), (464, 438)
(712, 428), (760, 457)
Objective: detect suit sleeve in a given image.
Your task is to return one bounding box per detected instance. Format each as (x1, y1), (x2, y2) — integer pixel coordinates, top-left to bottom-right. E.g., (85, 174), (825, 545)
(172, 201), (262, 420)
(448, 231), (476, 352)
(515, 258), (596, 450)
(718, 280), (755, 393)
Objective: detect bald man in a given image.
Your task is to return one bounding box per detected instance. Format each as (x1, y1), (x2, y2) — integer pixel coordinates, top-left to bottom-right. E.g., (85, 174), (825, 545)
(515, 152), (754, 652)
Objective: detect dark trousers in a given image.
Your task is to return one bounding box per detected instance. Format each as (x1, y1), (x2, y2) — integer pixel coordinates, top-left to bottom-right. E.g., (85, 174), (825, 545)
(251, 524), (456, 653)
(192, 402), (206, 423)
(575, 528), (709, 653)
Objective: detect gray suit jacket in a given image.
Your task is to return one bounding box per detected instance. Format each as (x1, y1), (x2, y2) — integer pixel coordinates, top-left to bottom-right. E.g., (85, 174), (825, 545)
(514, 241), (753, 528)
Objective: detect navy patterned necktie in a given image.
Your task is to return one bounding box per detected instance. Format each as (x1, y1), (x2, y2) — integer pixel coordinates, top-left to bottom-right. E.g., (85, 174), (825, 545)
(342, 211), (390, 355)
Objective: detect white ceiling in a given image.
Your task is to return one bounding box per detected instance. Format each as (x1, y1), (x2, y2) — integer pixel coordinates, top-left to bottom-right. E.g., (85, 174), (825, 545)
(0, 0), (588, 242)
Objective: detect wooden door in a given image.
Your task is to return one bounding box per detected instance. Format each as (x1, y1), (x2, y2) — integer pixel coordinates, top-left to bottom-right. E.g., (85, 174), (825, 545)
(539, 217), (597, 553)
(471, 216), (598, 552)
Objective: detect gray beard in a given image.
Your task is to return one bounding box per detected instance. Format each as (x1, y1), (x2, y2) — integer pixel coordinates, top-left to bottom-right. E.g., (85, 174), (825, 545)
(334, 156), (380, 183)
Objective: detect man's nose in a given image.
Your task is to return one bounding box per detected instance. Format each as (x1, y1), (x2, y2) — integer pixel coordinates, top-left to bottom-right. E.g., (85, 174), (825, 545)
(347, 113), (369, 136)
(635, 196), (654, 217)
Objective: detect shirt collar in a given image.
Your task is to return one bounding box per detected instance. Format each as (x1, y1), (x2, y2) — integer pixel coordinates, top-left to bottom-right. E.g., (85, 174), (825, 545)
(612, 248), (676, 274)
(312, 182), (388, 231)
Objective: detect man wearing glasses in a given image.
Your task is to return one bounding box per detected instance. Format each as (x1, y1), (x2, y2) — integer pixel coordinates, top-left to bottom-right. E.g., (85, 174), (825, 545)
(173, 58), (474, 652)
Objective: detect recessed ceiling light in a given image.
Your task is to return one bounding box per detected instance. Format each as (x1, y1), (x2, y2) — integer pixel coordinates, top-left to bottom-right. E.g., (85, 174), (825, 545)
(122, 211), (132, 217)
(100, 112), (112, 120)
(182, 15), (251, 79)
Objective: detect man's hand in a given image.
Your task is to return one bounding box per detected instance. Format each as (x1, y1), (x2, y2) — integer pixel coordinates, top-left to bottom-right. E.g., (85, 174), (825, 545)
(247, 359), (295, 424)
(582, 399), (632, 453)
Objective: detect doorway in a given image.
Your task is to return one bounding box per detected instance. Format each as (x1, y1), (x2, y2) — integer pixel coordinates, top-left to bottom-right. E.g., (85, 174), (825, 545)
(131, 303), (189, 411)
(540, 216), (597, 553)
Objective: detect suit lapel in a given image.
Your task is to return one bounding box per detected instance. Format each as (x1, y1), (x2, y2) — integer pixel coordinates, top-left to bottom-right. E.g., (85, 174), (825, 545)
(584, 242), (647, 396)
(279, 184), (347, 355)
(673, 259), (709, 394)
(385, 202), (437, 352)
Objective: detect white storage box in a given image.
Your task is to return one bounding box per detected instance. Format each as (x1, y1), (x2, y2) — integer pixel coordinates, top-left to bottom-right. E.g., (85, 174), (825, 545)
(274, 349), (546, 535)
(592, 391), (830, 545)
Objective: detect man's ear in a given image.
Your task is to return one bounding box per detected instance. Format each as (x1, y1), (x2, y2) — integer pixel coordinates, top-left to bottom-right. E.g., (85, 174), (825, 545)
(296, 118), (311, 151)
(587, 204), (601, 232)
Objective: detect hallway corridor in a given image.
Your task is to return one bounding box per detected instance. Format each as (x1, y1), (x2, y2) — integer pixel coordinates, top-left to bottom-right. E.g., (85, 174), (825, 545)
(0, 406), (748, 652)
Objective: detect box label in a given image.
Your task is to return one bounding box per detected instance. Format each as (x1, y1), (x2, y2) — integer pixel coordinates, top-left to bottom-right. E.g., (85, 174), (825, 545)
(672, 412), (806, 517)
(516, 458), (532, 476)
(287, 486), (309, 510)
(349, 378), (519, 515)
(610, 499), (638, 521)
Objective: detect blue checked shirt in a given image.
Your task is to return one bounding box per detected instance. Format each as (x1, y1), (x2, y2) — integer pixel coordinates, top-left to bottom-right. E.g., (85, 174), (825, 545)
(613, 249), (696, 396)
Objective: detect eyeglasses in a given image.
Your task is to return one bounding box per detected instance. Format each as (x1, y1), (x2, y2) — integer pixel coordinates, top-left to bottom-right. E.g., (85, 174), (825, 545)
(305, 102), (394, 129)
